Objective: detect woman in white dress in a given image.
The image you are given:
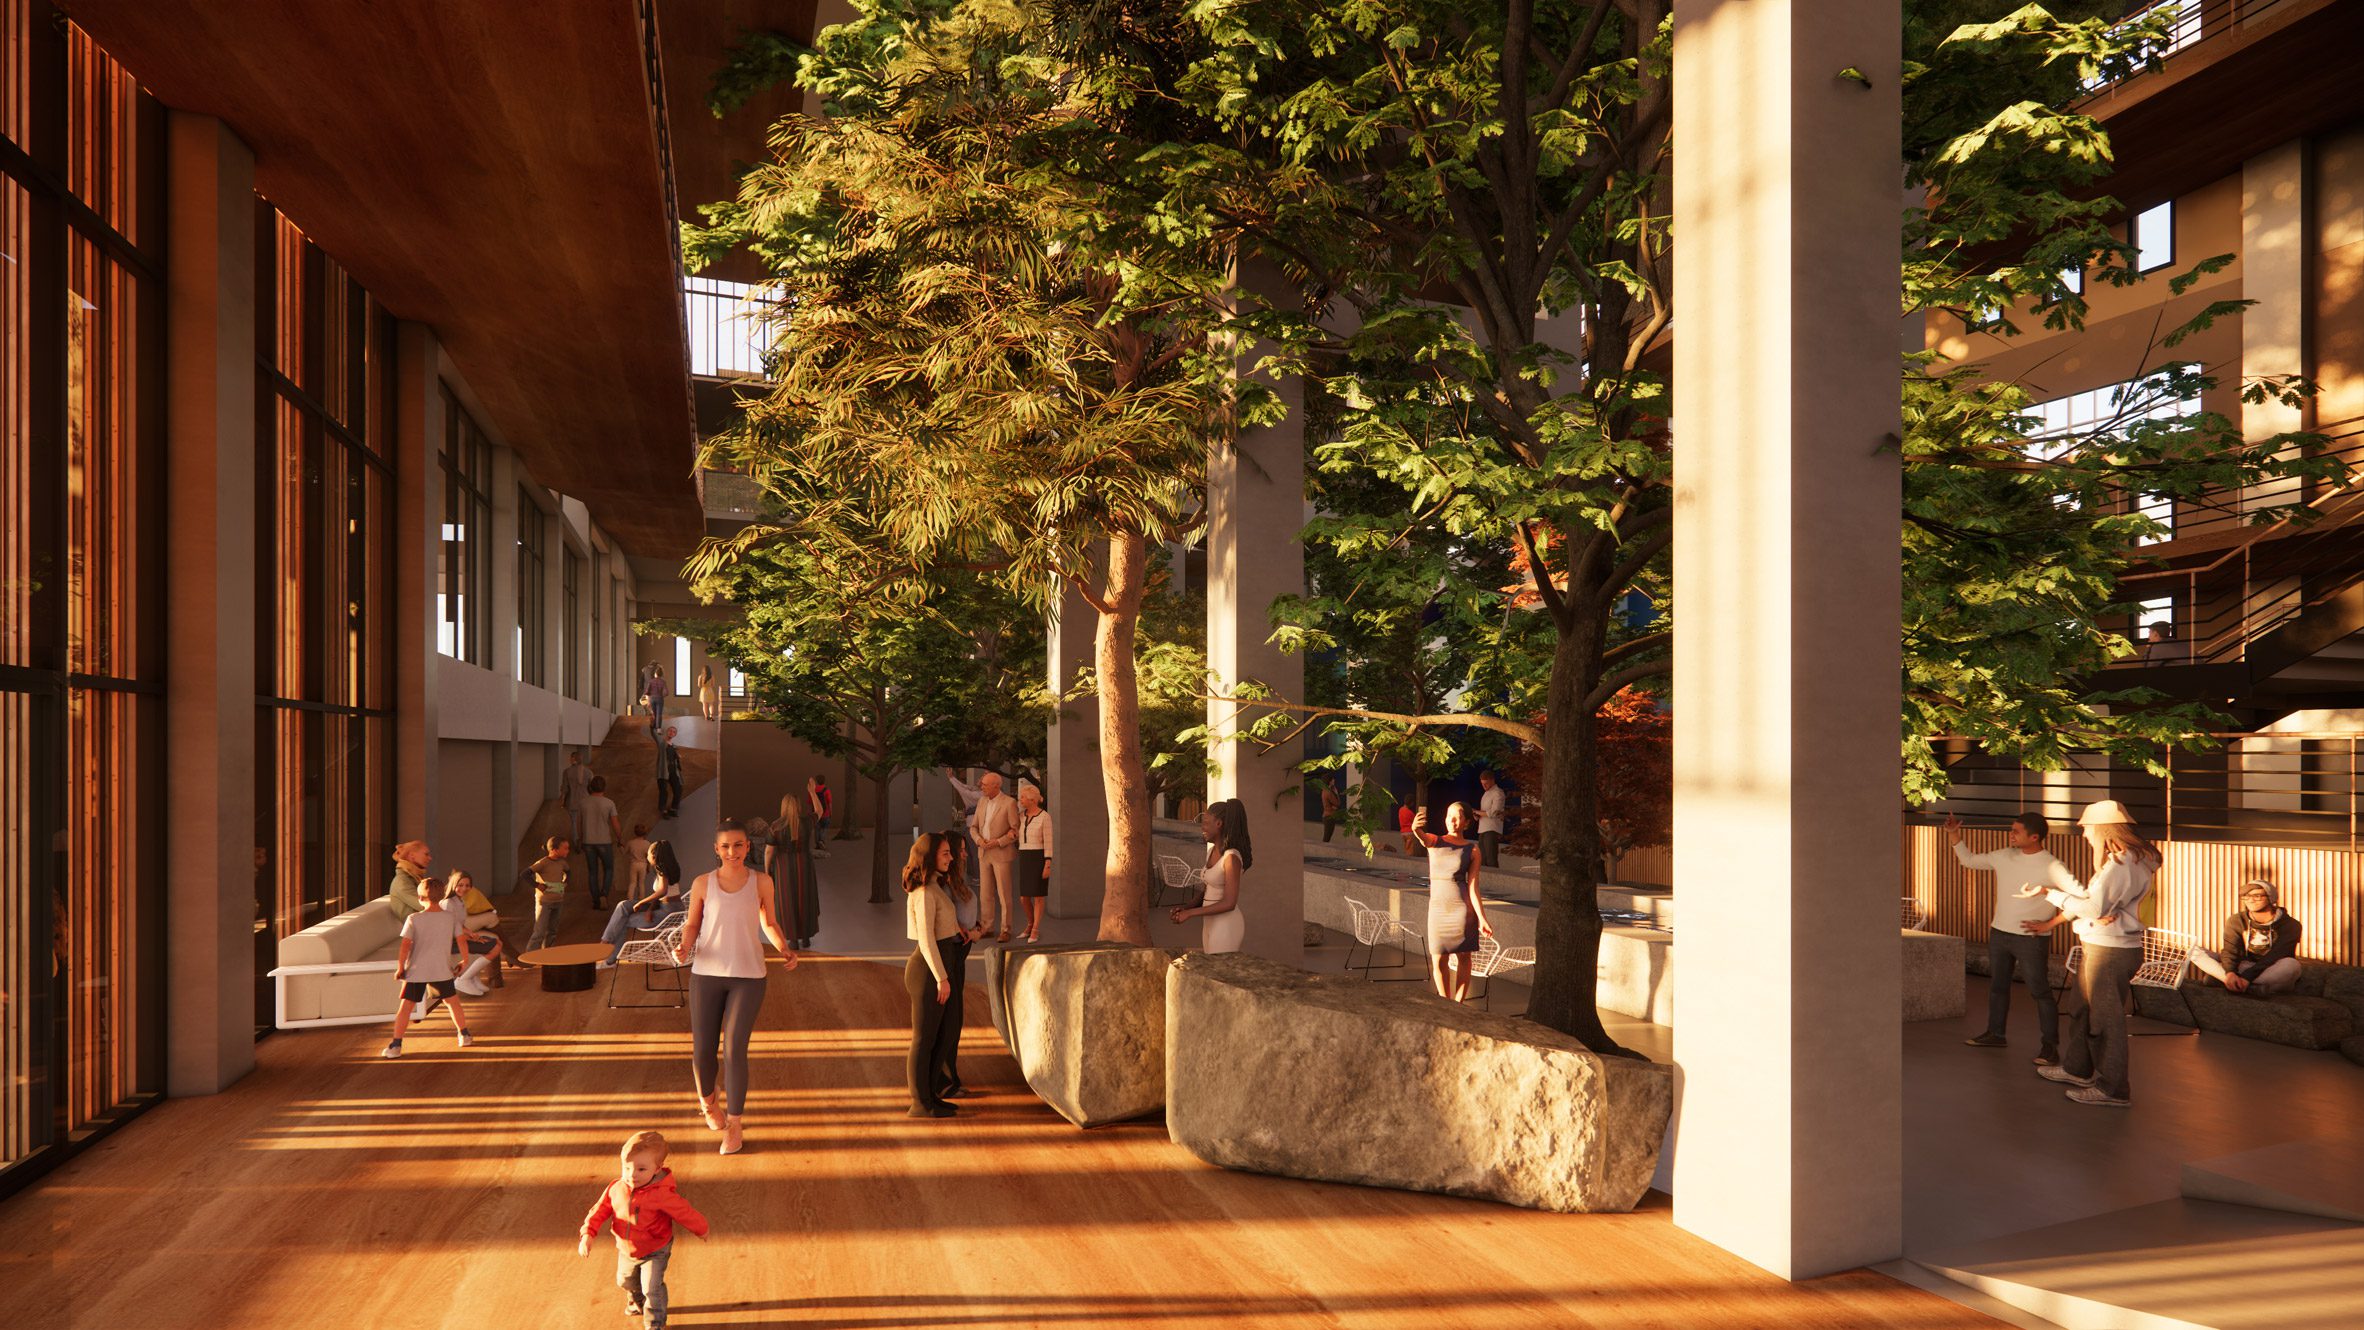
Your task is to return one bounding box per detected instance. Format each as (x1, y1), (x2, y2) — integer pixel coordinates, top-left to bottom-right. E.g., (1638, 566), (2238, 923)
(1414, 803), (1492, 1001)
(1171, 798), (1250, 953)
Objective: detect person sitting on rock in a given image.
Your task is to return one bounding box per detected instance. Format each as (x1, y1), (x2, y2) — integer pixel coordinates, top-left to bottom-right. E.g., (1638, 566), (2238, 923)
(2190, 880), (2303, 995)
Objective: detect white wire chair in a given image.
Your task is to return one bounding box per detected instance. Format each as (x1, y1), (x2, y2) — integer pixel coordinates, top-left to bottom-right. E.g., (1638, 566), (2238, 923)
(1152, 854), (1198, 909)
(1471, 935), (1537, 1013)
(1901, 896), (1929, 931)
(1342, 896), (1424, 979)
(2055, 928), (2199, 1037)
(609, 921), (689, 1009)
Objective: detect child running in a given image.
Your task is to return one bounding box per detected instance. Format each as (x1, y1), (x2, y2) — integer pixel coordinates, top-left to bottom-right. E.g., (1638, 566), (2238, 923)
(381, 874), (473, 1057)
(580, 1130), (710, 1328)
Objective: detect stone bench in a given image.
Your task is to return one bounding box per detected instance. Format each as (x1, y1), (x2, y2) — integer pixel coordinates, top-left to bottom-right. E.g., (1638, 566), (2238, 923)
(2132, 961), (2364, 1052)
(985, 942), (1175, 1127)
(1165, 952), (1673, 1213)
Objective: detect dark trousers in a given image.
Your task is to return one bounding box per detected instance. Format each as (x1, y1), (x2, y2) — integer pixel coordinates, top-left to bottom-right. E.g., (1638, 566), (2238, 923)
(904, 943), (961, 1109)
(688, 972), (765, 1116)
(2063, 942), (2141, 1101)
(1478, 830), (1500, 868)
(1321, 817), (1338, 843)
(937, 935), (971, 1092)
(583, 843), (615, 906)
(1984, 927), (2059, 1051)
(656, 773), (682, 815)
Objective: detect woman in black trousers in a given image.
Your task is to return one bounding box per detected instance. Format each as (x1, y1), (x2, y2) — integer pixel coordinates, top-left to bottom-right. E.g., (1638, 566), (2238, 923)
(936, 830), (982, 1098)
(901, 833), (966, 1118)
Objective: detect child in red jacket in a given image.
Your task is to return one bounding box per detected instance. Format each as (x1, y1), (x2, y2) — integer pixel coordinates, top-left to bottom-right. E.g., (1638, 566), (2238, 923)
(580, 1130), (710, 1327)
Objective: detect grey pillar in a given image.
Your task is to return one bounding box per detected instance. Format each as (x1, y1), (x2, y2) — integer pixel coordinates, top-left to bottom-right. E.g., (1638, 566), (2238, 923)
(164, 113), (259, 1093)
(1046, 580), (1109, 919)
(394, 322), (446, 844)
(1669, 0), (1904, 1279)
(1205, 330), (1307, 968)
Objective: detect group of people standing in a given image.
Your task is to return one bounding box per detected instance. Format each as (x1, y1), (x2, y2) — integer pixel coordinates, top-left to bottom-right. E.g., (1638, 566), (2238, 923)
(636, 661), (727, 727)
(1950, 798), (2311, 1109)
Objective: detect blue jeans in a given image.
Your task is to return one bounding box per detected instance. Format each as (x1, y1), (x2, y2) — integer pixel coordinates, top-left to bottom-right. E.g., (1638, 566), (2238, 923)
(603, 901), (684, 963)
(617, 1240), (671, 1324)
(583, 844), (615, 905)
(1985, 927), (2060, 1052)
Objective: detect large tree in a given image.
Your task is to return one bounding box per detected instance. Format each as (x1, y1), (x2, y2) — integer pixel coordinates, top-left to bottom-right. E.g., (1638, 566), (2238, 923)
(662, 542), (1049, 903)
(1152, 0), (2339, 1051)
(687, 0), (1255, 943)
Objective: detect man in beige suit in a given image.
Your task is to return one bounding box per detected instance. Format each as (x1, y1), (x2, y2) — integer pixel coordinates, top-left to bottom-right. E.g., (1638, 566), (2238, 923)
(969, 772), (1020, 941)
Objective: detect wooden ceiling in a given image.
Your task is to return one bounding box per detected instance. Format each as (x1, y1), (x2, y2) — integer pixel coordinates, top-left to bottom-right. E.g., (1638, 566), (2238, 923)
(60, 0), (718, 557)
(658, 0), (823, 283)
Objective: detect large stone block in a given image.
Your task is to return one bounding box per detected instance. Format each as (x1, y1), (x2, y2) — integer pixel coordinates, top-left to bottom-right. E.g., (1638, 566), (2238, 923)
(2182, 987), (2353, 1051)
(1165, 952), (1673, 1214)
(985, 942), (1176, 1127)
(1903, 929), (1967, 1021)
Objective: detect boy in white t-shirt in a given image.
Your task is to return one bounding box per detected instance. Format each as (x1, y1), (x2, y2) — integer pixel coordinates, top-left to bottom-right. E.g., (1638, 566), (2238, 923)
(382, 876), (474, 1057)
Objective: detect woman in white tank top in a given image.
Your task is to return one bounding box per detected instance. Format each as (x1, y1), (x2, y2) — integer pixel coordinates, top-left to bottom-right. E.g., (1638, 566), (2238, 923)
(1170, 799), (1251, 954)
(671, 819), (795, 1154)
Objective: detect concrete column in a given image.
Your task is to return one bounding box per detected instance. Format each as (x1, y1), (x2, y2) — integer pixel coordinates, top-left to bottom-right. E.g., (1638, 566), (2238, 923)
(394, 323), (446, 844)
(2241, 141), (2306, 513)
(1669, 0), (1903, 1280)
(1205, 333), (1307, 968)
(164, 113), (259, 1095)
(1046, 580), (1110, 920)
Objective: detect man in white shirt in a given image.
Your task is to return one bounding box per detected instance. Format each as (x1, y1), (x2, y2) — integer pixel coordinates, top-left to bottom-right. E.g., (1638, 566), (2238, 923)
(1476, 770), (1508, 868)
(1947, 811), (2081, 1066)
(968, 772), (1020, 940)
(580, 775), (624, 910)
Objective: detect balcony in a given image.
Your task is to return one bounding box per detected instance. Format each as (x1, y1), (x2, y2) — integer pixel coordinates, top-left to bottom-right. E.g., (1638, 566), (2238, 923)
(2075, 0), (2364, 210)
(685, 276), (778, 379)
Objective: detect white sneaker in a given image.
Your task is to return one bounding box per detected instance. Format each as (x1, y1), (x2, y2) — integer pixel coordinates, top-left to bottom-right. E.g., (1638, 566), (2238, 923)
(456, 1031), (475, 1049)
(2036, 1064), (2095, 1086)
(596, 959), (618, 970)
(380, 1042), (402, 1059)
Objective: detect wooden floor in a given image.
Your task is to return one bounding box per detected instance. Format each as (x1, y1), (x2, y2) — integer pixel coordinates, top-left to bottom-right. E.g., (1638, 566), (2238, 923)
(3, 947), (1999, 1329)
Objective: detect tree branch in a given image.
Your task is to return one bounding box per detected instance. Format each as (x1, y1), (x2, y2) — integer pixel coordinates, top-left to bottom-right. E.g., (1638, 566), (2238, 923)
(1583, 658), (1670, 712)
(1201, 690), (1543, 747)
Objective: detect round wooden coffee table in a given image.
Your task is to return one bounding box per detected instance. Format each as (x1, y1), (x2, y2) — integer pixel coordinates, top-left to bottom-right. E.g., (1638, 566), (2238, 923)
(519, 942), (613, 993)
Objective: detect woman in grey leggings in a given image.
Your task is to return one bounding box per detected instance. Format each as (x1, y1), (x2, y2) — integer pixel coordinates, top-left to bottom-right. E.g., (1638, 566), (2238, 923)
(671, 819), (796, 1155)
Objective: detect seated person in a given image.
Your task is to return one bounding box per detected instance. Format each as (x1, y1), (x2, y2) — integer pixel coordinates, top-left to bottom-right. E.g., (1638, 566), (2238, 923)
(598, 839), (688, 968)
(2190, 880), (2303, 995)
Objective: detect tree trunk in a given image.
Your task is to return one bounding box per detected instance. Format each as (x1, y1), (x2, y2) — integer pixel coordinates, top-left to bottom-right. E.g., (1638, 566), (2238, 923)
(1525, 618), (1631, 1056)
(868, 765), (895, 903)
(837, 737), (859, 841)
(1094, 531), (1154, 944)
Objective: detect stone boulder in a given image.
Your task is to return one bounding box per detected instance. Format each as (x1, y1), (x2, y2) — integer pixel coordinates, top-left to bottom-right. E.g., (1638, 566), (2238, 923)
(1903, 930), (1967, 1021)
(1165, 952), (1673, 1214)
(985, 942), (1176, 1128)
(2340, 1035), (2364, 1069)
(2181, 987), (2353, 1050)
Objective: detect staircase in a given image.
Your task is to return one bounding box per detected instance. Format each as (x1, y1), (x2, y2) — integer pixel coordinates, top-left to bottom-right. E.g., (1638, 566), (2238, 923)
(512, 715), (722, 871)
(2109, 414), (2364, 702)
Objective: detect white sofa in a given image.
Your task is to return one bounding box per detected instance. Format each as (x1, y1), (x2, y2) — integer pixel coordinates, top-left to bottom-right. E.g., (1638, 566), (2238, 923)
(268, 896), (505, 1029)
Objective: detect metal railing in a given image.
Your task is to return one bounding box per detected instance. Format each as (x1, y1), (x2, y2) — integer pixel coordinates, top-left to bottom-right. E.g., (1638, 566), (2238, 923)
(2081, 0), (2301, 95)
(685, 277), (780, 378)
(1918, 732), (2364, 851)
(2111, 414), (2364, 669)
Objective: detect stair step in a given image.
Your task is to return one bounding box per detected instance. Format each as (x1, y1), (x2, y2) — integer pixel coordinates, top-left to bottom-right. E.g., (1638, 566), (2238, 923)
(2181, 1138), (2364, 1224)
(1912, 1197), (2364, 1330)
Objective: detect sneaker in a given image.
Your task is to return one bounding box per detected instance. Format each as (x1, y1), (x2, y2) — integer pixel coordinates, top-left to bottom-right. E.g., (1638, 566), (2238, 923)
(596, 959), (618, 970)
(2066, 1085), (2130, 1107)
(456, 1030), (475, 1049)
(622, 1301), (644, 1317)
(380, 1042), (402, 1059)
(1963, 1033), (2008, 1049)
(2036, 1064), (2094, 1086)
(2032, 1048), (2061, 1067)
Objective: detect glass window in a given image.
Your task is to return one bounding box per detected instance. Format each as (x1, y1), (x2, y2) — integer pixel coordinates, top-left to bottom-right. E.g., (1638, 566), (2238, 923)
(252, 204), (395, 999)
(675, 636), (692, 694)
(2060, 265), (2083, 295)
(2133, 201), (2173, 273)
(562, 550), (583, 699)
(591, 550), (608, 708)
(516, 491), (546, 687)
(2030, 365), (2192, 541)
(3, 9), (167, 1196)
(436, 387), (490, 664)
